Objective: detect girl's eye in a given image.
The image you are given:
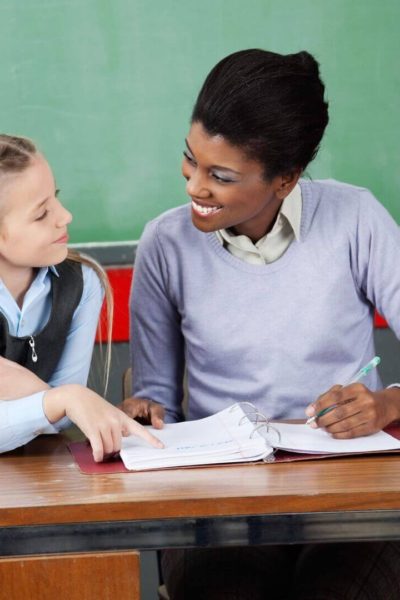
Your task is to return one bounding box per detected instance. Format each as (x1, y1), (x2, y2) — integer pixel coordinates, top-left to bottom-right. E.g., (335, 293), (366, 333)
(183, 151), (196, 165)
(35, 210), (48, 221)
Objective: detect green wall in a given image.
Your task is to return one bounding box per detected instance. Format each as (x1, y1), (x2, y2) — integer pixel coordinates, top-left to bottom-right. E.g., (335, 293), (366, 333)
(1, 0), (399, 242)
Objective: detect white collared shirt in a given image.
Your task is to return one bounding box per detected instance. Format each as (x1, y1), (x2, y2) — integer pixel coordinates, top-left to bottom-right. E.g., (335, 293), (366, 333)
(215, 183), (302, 264)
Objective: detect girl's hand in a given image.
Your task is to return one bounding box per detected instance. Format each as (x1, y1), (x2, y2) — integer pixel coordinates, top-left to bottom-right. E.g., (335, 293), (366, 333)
(43, 385), (164, 462)
(119, 397), (165, 429)
(306, 384), (400, 438)
(0, 356), (49, 400)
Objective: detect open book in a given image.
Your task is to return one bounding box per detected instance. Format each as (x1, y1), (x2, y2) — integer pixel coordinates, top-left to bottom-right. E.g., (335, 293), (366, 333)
(119, 403), (400, 471)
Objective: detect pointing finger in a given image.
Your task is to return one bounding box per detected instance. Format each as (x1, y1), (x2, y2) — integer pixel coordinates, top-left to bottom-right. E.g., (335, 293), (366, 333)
(123, 415), (164, 448)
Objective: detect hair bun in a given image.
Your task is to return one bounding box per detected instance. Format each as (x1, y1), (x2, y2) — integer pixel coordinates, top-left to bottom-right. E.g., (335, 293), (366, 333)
(288, 51), (320, 77)
(191, 48), (329, 177)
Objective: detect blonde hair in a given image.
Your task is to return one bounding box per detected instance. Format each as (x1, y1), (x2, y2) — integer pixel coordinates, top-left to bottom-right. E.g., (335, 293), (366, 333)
(67, 249), (114, 393)
(0, 133), (113, 394)
(0, 134), (36, 173)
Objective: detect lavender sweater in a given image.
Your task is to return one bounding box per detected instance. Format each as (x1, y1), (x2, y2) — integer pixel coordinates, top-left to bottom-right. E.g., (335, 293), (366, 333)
(130, 179), (400, 422)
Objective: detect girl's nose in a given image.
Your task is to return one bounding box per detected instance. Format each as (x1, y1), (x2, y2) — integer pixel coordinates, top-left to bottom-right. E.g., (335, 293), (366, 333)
(56, 201), (73, 227)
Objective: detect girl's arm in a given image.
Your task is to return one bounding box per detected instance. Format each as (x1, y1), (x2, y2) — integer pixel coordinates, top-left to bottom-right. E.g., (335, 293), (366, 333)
(42, 384), (163, 462)
(0, 357), (50, 399)
(0, 265), (165, 459)
(0, 264), (100, 451)
(0, 264), (102, 401)
(0, 384), (163, 460)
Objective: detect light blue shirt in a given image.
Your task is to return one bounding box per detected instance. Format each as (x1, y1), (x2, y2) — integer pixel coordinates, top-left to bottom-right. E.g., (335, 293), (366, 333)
(0, 264), (103, 453)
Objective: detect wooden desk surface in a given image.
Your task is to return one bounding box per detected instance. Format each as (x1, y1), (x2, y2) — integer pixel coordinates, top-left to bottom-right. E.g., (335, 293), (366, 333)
(1, 433), (400, 528)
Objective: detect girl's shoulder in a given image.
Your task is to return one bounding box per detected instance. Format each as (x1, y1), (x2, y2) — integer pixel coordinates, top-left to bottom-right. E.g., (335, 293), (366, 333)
(57, 257), (104, 301)
(80, 261), (104, 300)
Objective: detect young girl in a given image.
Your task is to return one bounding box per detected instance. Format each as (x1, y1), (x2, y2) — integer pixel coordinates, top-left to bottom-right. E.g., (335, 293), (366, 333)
(124, 50), (400, 599)
(0, 134), (162, 462)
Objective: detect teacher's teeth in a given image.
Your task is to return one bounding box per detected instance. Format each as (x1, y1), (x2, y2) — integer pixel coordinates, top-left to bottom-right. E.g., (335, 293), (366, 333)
(192, 200), (222, 215)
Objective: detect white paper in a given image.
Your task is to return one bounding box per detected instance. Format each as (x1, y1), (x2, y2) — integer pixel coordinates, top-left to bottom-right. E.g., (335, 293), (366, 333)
(120, 404), (400, 471)
(120, 404), (273, 470)
(271, 422), (400, 454)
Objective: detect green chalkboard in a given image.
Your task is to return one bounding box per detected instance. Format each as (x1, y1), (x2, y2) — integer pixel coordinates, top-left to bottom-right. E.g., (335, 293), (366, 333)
(1, 0), (399, 242)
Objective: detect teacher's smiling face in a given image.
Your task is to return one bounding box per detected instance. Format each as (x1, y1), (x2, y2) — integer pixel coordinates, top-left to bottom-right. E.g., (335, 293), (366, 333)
(182, 122), (298, 243)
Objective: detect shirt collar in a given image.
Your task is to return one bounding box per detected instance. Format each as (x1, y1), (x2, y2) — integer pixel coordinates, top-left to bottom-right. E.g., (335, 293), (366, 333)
(35, 265), (59, 284)
(280, 183), (302, 241)
(0, 265), (59, 291)
(217, 183), (302, 246)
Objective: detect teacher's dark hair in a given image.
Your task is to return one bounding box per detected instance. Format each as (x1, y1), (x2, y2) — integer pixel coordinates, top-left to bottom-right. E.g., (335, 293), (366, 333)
(191, 49), (329, 179)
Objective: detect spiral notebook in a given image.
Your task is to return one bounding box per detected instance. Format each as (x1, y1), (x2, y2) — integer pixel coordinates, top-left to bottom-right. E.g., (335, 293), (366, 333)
(68, 403), (400, 473)
(120, 403), (272, 470)
(117, 403), (400, 471)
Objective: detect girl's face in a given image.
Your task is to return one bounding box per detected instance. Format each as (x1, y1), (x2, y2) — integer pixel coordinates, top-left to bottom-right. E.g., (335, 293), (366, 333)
(0, 154), (72, 274)
(182, 122), (296, 242)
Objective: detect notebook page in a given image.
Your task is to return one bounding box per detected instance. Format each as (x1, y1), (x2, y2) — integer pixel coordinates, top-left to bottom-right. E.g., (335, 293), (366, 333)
(122, 443), (270, 470)
(120, 404), (273, 470)
(271, 422), (400, 454)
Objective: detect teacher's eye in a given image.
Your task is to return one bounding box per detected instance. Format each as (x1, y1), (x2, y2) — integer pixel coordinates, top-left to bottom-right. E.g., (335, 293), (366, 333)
(35, 210), (48, 221)
(212, 172), (235, 184)
(183, 150), (196, 165)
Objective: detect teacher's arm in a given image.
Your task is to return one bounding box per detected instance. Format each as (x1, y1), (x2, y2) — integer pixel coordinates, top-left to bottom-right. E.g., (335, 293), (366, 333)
(307, 384), (400, 438)
(307, 191), (400, 438)
(125, 220), (185, 425)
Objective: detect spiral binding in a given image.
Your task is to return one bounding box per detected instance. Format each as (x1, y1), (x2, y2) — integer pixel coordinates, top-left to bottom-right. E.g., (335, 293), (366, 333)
(229, 402), (281, 462)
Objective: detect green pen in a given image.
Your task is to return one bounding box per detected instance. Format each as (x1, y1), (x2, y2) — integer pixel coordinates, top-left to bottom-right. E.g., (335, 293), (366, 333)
(306, 356), (381, 425)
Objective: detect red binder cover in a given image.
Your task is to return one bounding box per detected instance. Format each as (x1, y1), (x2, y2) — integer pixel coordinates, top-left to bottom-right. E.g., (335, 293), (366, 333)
(68, 423), (400, 474)
(68, 441), (129, 474)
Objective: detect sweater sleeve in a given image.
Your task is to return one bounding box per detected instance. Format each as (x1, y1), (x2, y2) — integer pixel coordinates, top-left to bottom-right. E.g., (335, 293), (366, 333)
(351, 190), (400, 339)
(130, 221), (185, 423)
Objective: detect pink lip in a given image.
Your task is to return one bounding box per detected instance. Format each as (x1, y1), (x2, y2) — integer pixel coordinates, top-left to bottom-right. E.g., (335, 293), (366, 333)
(55, 233), (69, 244)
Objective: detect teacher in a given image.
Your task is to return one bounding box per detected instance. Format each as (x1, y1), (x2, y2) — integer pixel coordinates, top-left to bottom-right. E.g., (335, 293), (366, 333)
(124, 49), (400, 599)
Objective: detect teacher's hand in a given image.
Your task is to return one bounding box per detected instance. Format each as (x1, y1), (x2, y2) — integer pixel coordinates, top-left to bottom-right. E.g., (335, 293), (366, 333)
(118, 396), (165, 429)
(305, 384), (400, 438)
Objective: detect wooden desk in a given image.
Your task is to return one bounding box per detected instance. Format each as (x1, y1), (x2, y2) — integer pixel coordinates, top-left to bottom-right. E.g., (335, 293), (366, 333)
(2, 433), (400, 558)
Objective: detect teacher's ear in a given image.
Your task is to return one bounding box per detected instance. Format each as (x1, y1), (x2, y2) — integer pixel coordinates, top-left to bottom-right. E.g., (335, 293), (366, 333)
(275, 169), (302, 200)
